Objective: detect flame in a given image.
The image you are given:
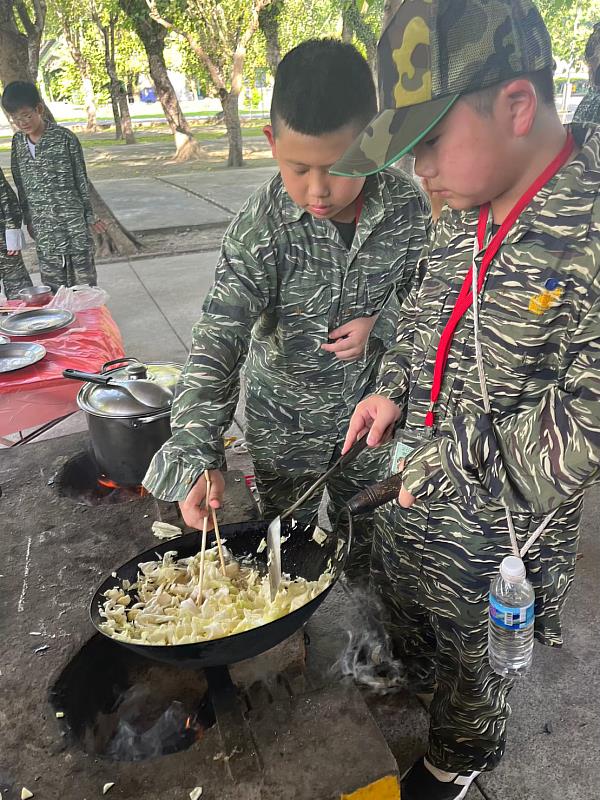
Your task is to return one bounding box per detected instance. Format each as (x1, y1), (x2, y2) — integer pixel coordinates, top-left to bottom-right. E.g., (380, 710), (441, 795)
(98, 476), (148, 497)
(185, 716), (192, 730)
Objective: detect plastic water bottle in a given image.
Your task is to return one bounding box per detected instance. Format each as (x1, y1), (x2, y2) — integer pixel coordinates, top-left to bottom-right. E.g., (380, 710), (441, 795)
(488, 556), (535, 677)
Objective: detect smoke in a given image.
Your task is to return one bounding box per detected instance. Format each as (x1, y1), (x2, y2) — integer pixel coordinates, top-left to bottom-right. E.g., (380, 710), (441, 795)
(332, 583), (406, 694)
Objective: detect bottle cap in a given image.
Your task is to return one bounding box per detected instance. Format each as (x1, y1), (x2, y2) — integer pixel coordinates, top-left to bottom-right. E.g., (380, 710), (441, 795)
(500, 556), (526, 583)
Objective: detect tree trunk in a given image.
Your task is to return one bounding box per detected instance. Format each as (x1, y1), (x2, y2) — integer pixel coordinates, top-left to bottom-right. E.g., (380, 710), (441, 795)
(148, 50), (203, 161)
(67, 31), (99, 133)
(109, 85), (123, 139)
(0, 2), (33, 84)
(117, 83), (136, 144)
(118, 0), (201, 161)
(82, 74), (98, 132)
(259, 1), (282, 76)
(220, 89), (243, 167)
(342, 7), (353, 42)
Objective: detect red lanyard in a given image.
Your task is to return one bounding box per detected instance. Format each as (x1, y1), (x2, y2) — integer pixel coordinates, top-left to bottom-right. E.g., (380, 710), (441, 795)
(354, 191), (364, 225)
(425, 131), (575, 428)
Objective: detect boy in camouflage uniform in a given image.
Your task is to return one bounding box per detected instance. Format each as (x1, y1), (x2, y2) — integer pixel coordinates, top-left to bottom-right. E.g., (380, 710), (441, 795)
(2, 82), (100, 292)
(144, 40), (430, 577)
(339, 1), (600, 797)
(0, 167), (32, 298)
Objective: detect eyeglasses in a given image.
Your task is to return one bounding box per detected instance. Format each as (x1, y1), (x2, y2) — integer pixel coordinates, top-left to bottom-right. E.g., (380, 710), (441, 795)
(8, 111), (38, 125)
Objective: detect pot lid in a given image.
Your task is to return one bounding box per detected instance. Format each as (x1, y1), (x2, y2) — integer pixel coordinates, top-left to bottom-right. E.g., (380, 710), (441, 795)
(77, 361), (182, 418)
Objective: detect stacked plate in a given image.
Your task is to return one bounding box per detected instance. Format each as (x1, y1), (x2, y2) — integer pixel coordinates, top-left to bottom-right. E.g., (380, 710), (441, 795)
(0, 308), (74, 336)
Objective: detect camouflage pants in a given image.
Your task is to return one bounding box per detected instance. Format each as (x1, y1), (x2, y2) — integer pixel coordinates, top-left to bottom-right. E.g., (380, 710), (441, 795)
(372, 495), (581, 773)
(0, 251), (33, 299)
(249, 439), (390, 581)
(37, 251), (97, 292)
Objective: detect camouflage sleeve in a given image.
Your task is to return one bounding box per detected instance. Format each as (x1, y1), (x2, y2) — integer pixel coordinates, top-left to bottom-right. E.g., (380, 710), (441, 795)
(67, 132), (94, 225)
(142, 234), (271, 501)
(10, 141), (30, 227)
(402, 293), (600, 515)
(0, 168), (22, 231)
(375, 250), (426, 407)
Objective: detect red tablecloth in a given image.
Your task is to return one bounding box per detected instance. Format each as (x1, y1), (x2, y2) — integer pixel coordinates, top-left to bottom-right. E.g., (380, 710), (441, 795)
(0, 305), (125, 437)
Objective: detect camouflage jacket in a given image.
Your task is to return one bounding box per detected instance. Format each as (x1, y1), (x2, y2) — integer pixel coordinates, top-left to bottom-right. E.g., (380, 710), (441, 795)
(573, 88), (600, 125)
(11, 122), (94, 254)
(0, 167), (22, 238)
(380, 124), (600, 517)
(144, 170), (430, 500)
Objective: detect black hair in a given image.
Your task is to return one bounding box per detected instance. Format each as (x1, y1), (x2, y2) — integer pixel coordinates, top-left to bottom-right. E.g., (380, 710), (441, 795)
(271, 39), (377, 137)
(464, 67), (556, 115)
(2, 81), (42, 113)
(584, 23), (600, 87)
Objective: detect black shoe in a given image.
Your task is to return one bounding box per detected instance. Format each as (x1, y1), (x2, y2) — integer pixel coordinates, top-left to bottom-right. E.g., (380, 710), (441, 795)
(401, 756), (481, 800)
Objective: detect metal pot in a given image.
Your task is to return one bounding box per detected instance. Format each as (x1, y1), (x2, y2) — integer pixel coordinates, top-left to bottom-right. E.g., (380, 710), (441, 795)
(75, 357), (182, 486)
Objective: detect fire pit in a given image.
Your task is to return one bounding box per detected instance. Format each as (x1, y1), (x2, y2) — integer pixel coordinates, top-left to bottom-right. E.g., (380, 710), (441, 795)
(53, 451), (149, 506)
(0, 431), (400, 800)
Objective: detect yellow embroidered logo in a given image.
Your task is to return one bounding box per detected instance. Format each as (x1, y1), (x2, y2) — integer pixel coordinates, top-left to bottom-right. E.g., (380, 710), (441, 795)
(528, 279), (564, 316)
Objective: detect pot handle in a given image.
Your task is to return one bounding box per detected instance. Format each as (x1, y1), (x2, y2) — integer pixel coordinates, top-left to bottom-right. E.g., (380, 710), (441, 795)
(63, 368), (112, 385)
(129, 410), (171, 427)
(101, 357), (141, 374)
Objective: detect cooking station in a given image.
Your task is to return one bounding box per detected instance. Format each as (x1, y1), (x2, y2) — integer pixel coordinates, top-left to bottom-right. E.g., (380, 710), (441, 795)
(0, 431), (401, 800)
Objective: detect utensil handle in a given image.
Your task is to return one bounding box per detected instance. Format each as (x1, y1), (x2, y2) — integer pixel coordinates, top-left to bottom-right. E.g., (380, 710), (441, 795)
(281, 434), (369, 522)
(101, 356), (140, 374)
(62, 368), (111, 385)
(346, 473), (404, 515)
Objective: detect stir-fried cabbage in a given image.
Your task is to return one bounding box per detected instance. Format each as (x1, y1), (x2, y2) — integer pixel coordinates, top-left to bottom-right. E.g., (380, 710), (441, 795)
(98, 546), (332, 646)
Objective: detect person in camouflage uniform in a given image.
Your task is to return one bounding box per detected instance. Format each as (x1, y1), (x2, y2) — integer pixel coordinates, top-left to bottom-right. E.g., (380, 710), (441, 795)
(573, 22), (600, 124)
(337, 1), (600, 798)
(143, 40), (430, 578)
(0, 167), (32, 299)
(2, 82), (99, 292)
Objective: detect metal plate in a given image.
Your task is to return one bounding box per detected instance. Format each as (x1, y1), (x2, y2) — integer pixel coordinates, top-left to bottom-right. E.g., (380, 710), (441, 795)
(0, 308), (75, 336)
(0, 342), (47, 373)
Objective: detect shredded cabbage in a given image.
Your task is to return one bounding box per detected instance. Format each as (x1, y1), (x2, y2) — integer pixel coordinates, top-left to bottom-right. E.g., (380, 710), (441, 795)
(99, 546), (332, 646)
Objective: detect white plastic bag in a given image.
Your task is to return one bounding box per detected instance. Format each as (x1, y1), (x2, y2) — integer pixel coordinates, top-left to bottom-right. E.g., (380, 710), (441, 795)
(47, 285), (109, 311)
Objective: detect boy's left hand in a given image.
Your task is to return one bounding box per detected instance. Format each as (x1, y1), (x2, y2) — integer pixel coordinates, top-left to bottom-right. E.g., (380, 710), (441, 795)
(396, 459), (416, 508)
(91, 219), (108, 234)
(321, 315), (377, 361)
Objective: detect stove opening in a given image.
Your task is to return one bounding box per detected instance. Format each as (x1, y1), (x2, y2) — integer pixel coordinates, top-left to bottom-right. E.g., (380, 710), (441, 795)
(53, 452), (148, 506)
(51, 635), (214, 761)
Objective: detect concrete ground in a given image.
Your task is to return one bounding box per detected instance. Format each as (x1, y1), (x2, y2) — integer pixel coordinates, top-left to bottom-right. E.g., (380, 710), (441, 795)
(4, 165), (600, 799)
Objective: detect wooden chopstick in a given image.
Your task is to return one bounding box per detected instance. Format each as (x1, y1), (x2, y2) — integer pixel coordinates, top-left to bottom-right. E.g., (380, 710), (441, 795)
(197, 470), (212, 603)
(211, 507), (227, 577)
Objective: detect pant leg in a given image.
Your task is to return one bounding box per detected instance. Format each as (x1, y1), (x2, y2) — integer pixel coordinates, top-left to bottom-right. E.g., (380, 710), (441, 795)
(0, 252), (33, 298)
(427, 611), (513, 773)
(36, 252), (67, 292)
(66, 251), (97, 287)
(251, 457), (322, 526)
(370, 501), (437, 693)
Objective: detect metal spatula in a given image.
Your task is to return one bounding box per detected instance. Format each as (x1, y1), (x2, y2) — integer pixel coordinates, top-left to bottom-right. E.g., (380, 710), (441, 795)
(266, 434), (369, 599)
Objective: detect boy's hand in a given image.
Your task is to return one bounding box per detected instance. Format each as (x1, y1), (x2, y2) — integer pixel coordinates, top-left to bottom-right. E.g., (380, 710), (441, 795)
(395, 459), (416, 508)
(342, 394), (401, 453)
(91, 219), (108, 234)
(6, 250), (19, 256)
(321, 315), (378, 361)
(179, 469), (225, 530)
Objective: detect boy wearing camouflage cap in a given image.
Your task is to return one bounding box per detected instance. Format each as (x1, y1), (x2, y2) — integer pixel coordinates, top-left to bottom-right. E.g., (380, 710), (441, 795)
(340, 1), (600, 797)
(143, 39), (430, 577)
(2, 81), (101, 292)
(0, 167), (33, 298)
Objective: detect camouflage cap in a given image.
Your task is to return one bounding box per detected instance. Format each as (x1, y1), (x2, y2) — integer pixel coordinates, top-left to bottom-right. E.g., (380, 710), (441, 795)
(332, 0), (554, 177)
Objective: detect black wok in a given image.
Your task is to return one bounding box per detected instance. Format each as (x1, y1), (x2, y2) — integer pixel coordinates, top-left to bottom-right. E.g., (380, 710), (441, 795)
(90, 516), (351, 669)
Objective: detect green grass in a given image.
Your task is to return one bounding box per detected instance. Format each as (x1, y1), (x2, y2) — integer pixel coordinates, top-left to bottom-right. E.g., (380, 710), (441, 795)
(0, 123), (269, 152)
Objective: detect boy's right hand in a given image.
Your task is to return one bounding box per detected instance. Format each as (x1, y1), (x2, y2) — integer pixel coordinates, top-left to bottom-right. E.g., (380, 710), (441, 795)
(342, 394), (401, 454)
(179, 469), (226, 530)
